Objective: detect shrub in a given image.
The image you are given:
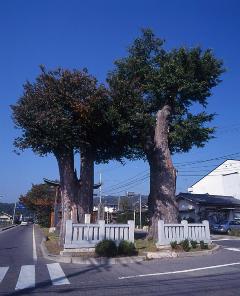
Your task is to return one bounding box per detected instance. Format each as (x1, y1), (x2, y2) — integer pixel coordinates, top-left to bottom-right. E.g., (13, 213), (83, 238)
(170, 241), (178, 249)
(118, 240), (137, 256)
(95, 240), (117, 257)
(180, 239), (190, 252)
(190, 240), (198, 249)
(200, 240), (208, 249)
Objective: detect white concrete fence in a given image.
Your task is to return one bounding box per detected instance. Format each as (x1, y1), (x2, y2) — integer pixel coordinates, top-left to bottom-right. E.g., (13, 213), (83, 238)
(157, 220), (211, 246)
(64, 220), (135, 249)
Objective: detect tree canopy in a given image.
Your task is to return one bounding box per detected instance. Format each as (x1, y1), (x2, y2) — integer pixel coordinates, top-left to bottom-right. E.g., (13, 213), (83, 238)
(108, 29), (224, 156)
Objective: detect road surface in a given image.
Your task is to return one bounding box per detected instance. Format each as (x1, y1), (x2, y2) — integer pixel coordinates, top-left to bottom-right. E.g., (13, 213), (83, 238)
(1, 225), (240, 295)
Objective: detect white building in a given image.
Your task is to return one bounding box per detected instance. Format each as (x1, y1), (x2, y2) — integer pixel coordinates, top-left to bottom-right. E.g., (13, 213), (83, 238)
(188, 160), (240, 199)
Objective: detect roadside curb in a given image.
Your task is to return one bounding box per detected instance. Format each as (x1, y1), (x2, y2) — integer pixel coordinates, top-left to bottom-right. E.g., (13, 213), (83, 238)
(40, 238), (146, 265)
(144, 244), (220, 259)
(0, 224), (18, 232)
(175, 244), (221, 258)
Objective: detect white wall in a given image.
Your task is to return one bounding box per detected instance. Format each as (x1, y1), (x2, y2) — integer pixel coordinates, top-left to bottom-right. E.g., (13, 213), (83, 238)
(188, 160), (240, 199)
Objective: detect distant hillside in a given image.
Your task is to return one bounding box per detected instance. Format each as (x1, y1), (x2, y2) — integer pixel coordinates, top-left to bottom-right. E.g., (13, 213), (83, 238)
(0, 203), (15, 215)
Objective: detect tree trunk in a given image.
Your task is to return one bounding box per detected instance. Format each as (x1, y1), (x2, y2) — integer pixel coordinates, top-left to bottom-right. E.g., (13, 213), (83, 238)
(78, 148), (94, 223)
(56, 150), (79, 246)
(147, 105), (178, 240)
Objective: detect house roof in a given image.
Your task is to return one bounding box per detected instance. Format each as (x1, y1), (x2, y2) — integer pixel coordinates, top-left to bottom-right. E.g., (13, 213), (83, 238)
(189, 159), (240, 188)
(177, 192), (240, 207)
(0, 212), (12, 217)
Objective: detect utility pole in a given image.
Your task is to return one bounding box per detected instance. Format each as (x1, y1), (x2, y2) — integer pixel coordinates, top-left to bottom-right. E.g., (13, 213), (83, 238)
(99, 173), (102, 204)
(139, 194), (142, 229)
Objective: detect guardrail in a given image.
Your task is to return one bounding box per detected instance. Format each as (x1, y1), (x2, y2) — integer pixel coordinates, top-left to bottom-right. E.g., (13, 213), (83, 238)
(157, 220), (211, 246)
(64, 220), (134, 249)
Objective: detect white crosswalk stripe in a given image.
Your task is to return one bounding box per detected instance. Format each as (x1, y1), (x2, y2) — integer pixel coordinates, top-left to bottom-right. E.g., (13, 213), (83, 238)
(15, 265), (35, 290)
(0, 263), (70, 290)
(0, 267), (9, 284)
(225, 247), (240, 252)
(47, 263), (70, 286)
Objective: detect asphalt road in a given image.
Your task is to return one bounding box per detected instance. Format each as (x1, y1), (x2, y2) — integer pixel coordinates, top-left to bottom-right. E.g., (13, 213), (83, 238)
(1, 226), (240, 295)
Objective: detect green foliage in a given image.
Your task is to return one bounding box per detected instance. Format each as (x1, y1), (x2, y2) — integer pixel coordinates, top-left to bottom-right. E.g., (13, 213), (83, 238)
(116, 211), (134, 224)
(95, 240), (117, 257)
(180, 239), (190, 252)
(118, 240), (137, 256)
(170, 241), (178, 249)
(119, 197), (132, 211)
(11, 66), (135, 164)
(190, 240), (198, 249)
(108, 28), (224, 155)
(200, 240), (208, 249)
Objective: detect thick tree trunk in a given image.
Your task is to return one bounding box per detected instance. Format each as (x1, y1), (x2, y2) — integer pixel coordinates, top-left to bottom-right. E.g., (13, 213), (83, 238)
(78, 148), (94, 223)
(56, 150), (79, 246)
(147, 105), (178, 240)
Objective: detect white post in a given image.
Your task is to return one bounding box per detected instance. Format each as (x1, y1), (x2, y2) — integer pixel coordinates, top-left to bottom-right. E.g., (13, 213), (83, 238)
(203, 220), (211, 243)
(99, 220), (105, 241)
(157, 220), (166, 245)
(181, 220), (188, 239)
(65, 220), (73, 245)
(128, 220), (135, 242)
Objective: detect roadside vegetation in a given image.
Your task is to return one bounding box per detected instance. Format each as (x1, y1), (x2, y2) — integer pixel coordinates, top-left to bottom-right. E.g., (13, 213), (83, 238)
(170, 239), (210, 252)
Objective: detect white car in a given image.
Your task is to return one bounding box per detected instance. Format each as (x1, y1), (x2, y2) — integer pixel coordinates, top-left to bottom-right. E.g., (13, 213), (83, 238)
(20, 221), (28, 226)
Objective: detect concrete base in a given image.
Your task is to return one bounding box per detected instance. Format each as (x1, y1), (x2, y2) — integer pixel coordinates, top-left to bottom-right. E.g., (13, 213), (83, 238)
(156, 244), (172, 250)
(60, 248), (95, 256)
(49, 227), (56, 233)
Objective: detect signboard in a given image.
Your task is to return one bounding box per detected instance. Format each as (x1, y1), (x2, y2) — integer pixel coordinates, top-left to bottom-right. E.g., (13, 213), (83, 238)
(16, 202), (26, 210)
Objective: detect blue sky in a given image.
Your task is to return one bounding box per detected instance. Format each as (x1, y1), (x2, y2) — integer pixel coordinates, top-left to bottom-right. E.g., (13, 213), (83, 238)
(0, 0), (240, 202)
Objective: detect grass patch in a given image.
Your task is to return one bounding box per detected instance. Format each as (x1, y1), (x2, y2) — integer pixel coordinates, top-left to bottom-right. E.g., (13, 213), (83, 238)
(229, 229), (240, 237)
(40, 227), (62, 255)
(135, 238), (157, 255)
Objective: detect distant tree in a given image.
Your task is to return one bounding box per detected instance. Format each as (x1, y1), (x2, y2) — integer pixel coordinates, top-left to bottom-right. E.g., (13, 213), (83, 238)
(0, 203), (15, 216)
(20, 183), (55, 227)
(119, 196), (132, 212)
(108, 29), (224, 238)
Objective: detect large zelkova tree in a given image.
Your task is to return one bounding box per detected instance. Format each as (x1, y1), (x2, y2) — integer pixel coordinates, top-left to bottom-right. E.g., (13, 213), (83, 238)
(11, 67), (123, 243)
(108, 29), (224, 238)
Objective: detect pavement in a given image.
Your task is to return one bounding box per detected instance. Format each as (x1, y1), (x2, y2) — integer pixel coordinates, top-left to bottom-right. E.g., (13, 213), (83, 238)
(1, 226), (240, 295)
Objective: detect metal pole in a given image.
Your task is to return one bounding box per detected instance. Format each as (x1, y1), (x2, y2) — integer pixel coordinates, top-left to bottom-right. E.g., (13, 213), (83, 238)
(99, 173), (102, 204)
(12, 202), (17, 224)
(133, 209), (136, 228)
(139, 194), (142, 229)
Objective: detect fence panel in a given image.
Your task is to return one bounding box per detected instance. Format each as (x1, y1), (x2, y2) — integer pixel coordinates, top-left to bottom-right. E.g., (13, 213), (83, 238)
(157, 220), (211, 246)
(64, 220), (134, 249)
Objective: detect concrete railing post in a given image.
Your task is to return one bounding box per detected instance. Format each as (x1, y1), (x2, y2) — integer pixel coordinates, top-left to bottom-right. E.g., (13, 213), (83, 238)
(128, 220), (135, 242)
(203, 220), (211, 242)
(181, 220), (188, 239)
(99, 220), (105, 241)
(157, 220), (166, 245)
(65, 220), (73, 245)
(84, 214), (91, 224)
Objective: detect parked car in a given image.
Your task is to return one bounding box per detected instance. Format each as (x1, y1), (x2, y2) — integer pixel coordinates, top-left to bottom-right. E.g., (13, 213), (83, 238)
(211, 220), (240, 234)
(20, 221), (28, 226)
